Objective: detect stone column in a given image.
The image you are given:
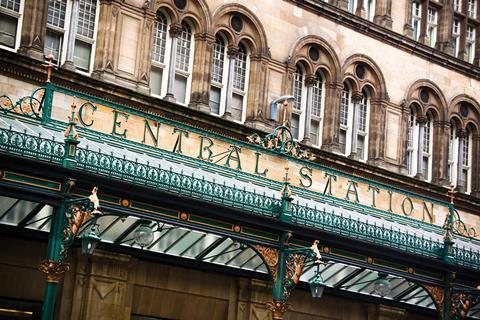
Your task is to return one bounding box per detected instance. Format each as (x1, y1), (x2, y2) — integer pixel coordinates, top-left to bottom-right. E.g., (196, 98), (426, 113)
(367, 305), (406, 319)
(403, 0), (414, 37)
(18, 0), (48, 61)
(236, 278), (272, 320)
(349, 91), (363, 160)
(436, 0), (455, 54)
(471, 134), (480, 197)
(222, 45), (238, 120)
(419, 0), (430, 45)
(456, 128), (467, 192)
(189, 32), (215, 113)
(356, 0), (367, 18)
(374, 0), (393, 28)
(136, 10), (156, 95)
(62, 0), (80, 71)
(415, 115), (427, 180)
(245, 53), (271, 131)
(164, 23), (183, 102)
(302, 74), (316, 144)
(367, 99), (387, 166)
(335, 0), (349, 10)
(432, 121), (451, 187)
(67, 250), (132, 320)
(321, 81), (343, 153)
(92, 1), (121, 82)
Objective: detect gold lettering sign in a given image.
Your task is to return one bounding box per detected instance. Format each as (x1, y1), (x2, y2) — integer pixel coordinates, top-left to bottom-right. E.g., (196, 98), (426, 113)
(50, 95), (479, 239)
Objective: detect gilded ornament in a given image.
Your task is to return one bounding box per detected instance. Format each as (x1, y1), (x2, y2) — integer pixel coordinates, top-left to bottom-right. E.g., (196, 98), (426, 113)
(266, 300), (290, 320)
(254, 245), (279, 281)
(39, 260), (70, 283)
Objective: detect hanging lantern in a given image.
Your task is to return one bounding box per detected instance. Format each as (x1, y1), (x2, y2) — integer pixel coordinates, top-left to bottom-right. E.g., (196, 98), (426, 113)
(81, 229), (101, 255)
(134, 221), (154, 248)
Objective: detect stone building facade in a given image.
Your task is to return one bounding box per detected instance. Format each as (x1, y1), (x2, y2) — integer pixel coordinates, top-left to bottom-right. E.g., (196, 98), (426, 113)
(1, 0), (480, 319)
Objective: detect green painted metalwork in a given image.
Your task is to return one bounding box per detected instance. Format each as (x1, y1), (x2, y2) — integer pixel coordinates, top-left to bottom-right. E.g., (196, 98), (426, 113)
(289, 202), (480, 270)
(74, 146), (280, 217)
(0, 127), (65, 163)
(0, 87), (45, 120)
(0, 125), (479, 269)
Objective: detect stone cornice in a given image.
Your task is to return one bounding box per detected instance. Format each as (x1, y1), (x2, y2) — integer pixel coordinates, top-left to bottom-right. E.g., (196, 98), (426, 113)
(288, 0), (480, 80)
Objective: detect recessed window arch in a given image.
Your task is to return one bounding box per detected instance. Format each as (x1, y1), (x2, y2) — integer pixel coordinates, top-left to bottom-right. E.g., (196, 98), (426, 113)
(291, 64), (326, 146)
(406, 106), (433, 181)
(448, 121), (474, 193)
(43, 0), (100, 72)
(150, 14), (195, 105)
(209, 36), (250, 123)
(338, 83), (370, 161)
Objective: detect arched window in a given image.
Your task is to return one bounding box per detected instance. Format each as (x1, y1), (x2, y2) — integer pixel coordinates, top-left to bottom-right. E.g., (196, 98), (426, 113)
(406, 107), (419, 176)
(209, 38), (249, 122)
(231, 43), (249, 122)
(422, 113), (433, 180)
(291, 65), (325, 145)
(150, 16), (194, 105)
(210, 35), (226, 115)
(44, 0), (99, 72)
(291, 65), (305, 140)
(339, 83), (352, 154)
(309, 71), (325, 146)
(448, 123), (473, 193)
(338, 84), (369, 161)
(150, 12), (170, 97)
(174, 22), (193, 104)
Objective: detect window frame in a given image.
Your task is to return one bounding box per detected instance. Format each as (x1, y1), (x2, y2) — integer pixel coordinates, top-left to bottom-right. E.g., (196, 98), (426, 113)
(0, 0), (25, 51)
(150, 11), (173, 99)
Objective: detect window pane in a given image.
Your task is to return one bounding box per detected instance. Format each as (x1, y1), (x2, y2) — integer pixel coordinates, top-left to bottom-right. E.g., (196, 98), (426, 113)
(357, 135), (365, 159)
(212, 36), (225, 84)
(293, 66), (303, 110)
(0, 13), (17, 48)
(339, 129), (347, 154)
(312, 74), (323, 117)
(340, 87), (349, 126)
(233, 45), (248, 91)
(407, 151), (413, 175)
(407, 113), (414, 148)
(463, 134), (470, 166)
(310, 121), (319, 145)
(152, 13), (168, 64)
(468, 0), (476, 18)
(423, 119), (431, 153)
(427, 8), (437, 47)
(0, 0), (20, 12)
(176, 23), (192, 72)
(47, 0), (67, 28)
(231, 93), (243, 121)
(77, 0), (97, 39)
(210, 86), (221, 115)
(358, 96), (368, 132)
(44, 31), (62, 62)
(291, 115), (300, 139)
(422, 156), (429, 177)
(74, 40), (91, 71)
(174, 74), (187, 104)
(150, 67), (163, 96)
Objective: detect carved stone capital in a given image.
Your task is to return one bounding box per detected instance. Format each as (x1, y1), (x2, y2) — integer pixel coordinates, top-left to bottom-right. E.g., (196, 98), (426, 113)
(266, 300), (290, 320)
(352, 91), (363, 103)
(304, 74), (317, 87)
(416, 115), (428, 125)
(456, 128), (468, 139)
(227, 45), (239, 58)
(194, 32), (215, 44)
(169, 23), (183, 38)
(39, 260), (70, 283)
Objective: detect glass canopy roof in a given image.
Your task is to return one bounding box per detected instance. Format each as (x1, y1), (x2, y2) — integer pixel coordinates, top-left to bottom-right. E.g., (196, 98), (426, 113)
(1, 195), (478, 318)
